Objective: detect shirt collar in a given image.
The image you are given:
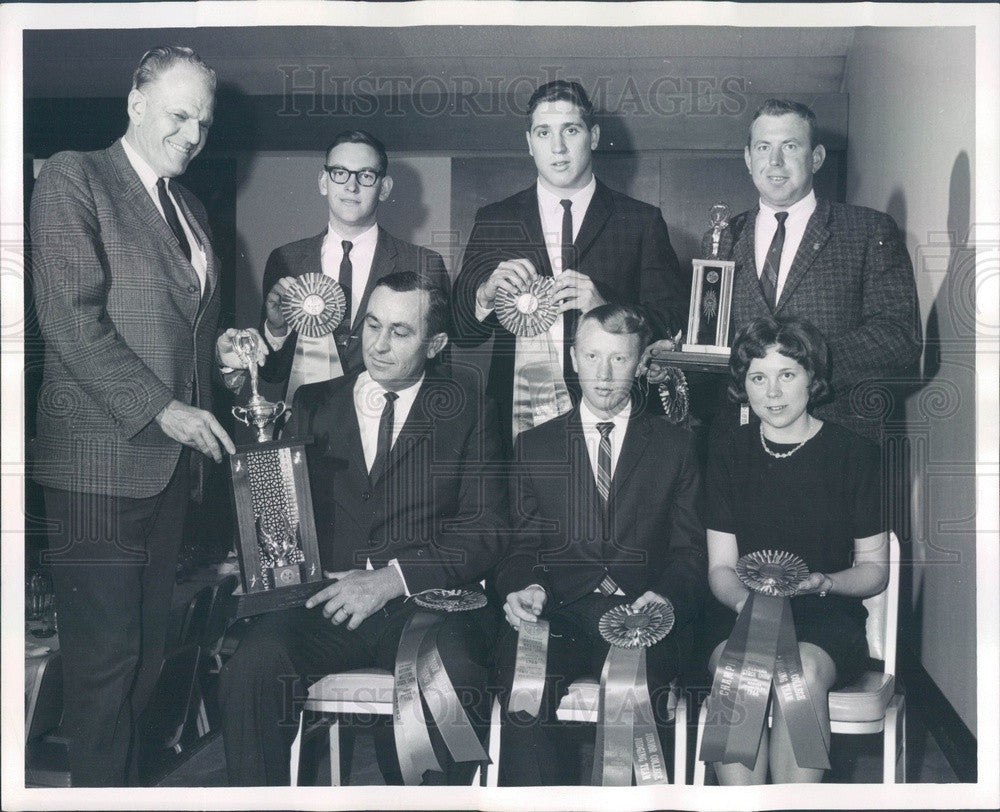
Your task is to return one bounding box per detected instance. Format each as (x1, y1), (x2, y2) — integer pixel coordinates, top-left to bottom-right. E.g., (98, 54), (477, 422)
(579, 396), (632, 432)
(355, 369), (424, 408)
(536, 175), (597, 212)
(121, 136), (161, 195)
(759, 188), (817, 220)
(326, 221), (379, 250)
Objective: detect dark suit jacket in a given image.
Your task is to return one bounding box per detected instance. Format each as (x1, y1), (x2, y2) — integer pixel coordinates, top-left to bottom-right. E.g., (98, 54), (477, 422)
(452, 181), (687, 449)
(704, 198), (922, 440)
(283, 367), (507, 594)
(259, 227), (449, 397)
(30, 139), (220, 498)
(495, 404), (707, 630)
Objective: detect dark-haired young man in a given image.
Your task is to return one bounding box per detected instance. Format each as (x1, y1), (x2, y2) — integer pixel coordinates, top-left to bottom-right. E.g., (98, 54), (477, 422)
(260, 130), (449, 402)
(220, 272), (506, 786)
(452, 80), (688, 454)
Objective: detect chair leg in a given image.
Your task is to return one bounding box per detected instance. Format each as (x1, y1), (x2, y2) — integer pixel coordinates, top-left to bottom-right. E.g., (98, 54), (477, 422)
(693, 701), (708, 786)
(329, 719), (341, 786)
(289, 712), (304, 787)
(486, 695), (502, 788)
(673, 688), (688, 786)
(196, 696), (210, 738)
(884, 693), (905, 783)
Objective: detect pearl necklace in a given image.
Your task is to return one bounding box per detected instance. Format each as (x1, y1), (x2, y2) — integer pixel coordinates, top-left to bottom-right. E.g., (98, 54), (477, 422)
(759, 419), (813, 459)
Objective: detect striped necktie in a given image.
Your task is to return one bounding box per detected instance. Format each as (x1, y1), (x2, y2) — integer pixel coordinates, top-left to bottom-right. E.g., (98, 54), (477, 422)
(595, 421), (614, 503)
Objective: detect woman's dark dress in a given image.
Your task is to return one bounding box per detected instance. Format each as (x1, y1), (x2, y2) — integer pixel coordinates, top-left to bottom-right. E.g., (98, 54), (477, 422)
(703, 419), (885, 686)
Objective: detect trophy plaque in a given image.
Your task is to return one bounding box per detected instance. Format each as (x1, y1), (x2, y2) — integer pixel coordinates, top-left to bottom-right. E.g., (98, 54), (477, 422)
(683, 202), (735, 356)
(227, 330), (329, 617)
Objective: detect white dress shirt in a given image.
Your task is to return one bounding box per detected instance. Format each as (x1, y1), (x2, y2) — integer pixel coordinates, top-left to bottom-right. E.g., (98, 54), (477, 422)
(353, 370), (423, 472)
(753, 189), (817, 302)
(352, 370), (423, 595)
(266, 221), (379, 352)
(579, 397), (632, 486)
(121, 136), (207, 291)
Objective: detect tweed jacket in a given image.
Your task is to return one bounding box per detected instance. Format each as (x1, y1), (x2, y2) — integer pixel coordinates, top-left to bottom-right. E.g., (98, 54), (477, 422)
(30, 140), (221, 499)
(452, 180), (687, 450)
(283, 367), (507, 594)
(705, 198), (922, 439)
(495, 404), (707, 630)
(258, 228), (449, 396)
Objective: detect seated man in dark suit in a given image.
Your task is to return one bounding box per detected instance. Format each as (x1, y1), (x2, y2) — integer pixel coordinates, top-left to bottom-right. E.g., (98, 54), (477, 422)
(493, 304), (707, 785)
(260, 130), (449, 402)
(219, 272), (506, 785)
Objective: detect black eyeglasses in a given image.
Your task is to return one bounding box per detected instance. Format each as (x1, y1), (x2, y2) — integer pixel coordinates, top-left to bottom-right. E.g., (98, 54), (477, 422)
(323, 166), (382, 187)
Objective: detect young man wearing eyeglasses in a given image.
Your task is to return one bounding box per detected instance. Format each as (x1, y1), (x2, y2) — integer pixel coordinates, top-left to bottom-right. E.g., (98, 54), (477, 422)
(259, 130), (449, 401)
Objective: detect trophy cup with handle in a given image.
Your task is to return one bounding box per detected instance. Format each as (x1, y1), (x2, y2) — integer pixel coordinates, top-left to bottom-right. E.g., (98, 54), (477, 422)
(227, 330), (326, 616)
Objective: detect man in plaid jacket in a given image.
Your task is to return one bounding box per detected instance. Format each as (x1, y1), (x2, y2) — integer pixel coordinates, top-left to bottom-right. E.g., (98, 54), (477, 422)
(647, 99), (921, 442)
(29, 46), (258, 786)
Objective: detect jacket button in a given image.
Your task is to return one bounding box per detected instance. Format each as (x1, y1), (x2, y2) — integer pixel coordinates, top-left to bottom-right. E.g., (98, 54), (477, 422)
(362, 491), (372, 500)
(187, 284), (198, 293)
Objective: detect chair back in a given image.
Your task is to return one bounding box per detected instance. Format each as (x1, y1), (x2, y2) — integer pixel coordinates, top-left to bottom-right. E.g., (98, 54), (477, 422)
(202, 575), (239, 658)
(26, 653), (63, 742)
(861, 531), (900, 675)
(139, 643), (201, 750)
(178, 585), (213, 649)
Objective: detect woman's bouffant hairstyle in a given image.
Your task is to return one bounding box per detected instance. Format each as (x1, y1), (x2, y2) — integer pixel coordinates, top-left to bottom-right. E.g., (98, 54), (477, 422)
(727, 316), (831, 404)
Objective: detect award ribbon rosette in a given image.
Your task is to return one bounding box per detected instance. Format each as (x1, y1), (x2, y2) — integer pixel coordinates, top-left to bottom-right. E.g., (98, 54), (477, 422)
(591, 601), (675, 786)
(392, 588), (489, 784)
(280, 273), (347, 337)
(699, 550), (831, 770)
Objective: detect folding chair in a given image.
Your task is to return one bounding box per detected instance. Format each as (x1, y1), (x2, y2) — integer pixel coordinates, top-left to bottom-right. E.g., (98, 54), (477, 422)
(25, 653), (71, 787)
(289, 668), (494, 786)
(693, 531), (905, 784)
(485, 677), (688, 787)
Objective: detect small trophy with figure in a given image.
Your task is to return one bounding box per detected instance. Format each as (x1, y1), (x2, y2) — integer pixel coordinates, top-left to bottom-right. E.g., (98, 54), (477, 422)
(227, 330), (327, 616)
(684, 202), (735, 355)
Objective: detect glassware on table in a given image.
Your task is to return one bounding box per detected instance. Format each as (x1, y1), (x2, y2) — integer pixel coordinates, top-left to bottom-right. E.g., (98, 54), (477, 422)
(26, 570), (57, 637)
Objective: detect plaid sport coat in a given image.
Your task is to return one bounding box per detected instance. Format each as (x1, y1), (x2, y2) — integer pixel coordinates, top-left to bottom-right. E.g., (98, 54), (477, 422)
(29, 139), (221, 498)
(703, 198), (922, 440)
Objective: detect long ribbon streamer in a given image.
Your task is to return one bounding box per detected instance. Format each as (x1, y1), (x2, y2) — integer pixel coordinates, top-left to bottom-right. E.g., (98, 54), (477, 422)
(393, 611), (443, 785)
(592, 646), (668, 786)
(508, 619), (550, 717)
(700, 592), (828, 771)
(772, 599), (830, 769)
(415, 622), (488, 764)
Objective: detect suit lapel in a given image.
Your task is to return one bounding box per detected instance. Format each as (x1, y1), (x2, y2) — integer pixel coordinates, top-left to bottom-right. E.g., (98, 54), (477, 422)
(731, 207), (770, 313)
(109, 142), (201, 292)
(609, 411), (651, 501)
(354, 228), (396, 330)
(174, 191), (217, 306)
(517, 191), (554, 276)
(776, 198), (832, 311)
(573, 181), (612, 264)
(329, 381), (369, 480)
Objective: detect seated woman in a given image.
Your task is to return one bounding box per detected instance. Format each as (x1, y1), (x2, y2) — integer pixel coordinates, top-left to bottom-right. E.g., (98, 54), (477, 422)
(703, 315), (889, 784)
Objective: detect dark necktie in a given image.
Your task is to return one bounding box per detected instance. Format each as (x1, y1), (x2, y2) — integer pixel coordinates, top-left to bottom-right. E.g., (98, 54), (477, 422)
(339, 240), (354, 324)
(759, 211), (788, 310)
(559, 199), (578, 388)
(595, 421), (614, 503)
(156, 177), (191, 262)
(370, 390), (398, 484)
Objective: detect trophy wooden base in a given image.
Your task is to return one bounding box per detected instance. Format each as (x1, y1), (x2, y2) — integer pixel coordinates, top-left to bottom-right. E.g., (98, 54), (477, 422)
(651, 348), (731, 375)
(234, 578), (336, 619)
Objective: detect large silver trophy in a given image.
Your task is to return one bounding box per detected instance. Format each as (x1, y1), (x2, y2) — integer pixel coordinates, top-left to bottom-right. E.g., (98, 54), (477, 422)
(227, 330), (327, 616)
(683, 203), (735, 355)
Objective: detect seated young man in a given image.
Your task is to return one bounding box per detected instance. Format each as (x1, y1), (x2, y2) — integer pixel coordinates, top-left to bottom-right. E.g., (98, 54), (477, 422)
(494, 303), (707, 785)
